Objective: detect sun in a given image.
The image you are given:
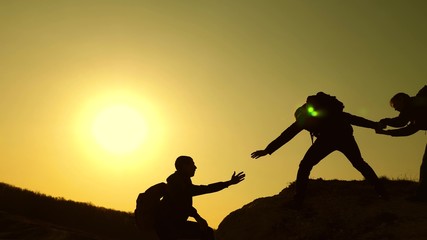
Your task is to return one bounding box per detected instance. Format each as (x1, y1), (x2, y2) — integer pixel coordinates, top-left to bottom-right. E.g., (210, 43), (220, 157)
(92, 104), (147, 155)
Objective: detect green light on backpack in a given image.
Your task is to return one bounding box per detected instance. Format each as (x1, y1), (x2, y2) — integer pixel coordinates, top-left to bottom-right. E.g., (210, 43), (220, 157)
(307, 106), (318, 117)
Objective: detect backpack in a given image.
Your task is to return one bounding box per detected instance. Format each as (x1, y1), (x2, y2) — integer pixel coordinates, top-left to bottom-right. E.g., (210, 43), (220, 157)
(416, 85), (427, 99)
(295, 92), (345, 140)
(135, 182), (167, 230)
(414, 85), (427, 130)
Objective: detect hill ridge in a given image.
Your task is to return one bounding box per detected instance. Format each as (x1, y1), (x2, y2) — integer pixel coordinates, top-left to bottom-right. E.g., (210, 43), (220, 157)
(216, 178), (427, 240)
(0, 182), (140, 240)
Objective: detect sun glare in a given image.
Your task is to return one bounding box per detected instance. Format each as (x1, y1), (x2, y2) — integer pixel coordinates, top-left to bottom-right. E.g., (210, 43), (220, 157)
(92, 104), (146, 155)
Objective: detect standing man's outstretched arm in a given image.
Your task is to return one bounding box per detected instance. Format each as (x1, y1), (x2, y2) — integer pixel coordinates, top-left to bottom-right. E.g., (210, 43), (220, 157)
(251, 122), (302, 159)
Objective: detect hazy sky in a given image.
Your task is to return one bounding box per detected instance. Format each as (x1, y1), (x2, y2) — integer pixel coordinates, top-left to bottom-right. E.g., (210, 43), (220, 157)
(1, 1), (426, 228)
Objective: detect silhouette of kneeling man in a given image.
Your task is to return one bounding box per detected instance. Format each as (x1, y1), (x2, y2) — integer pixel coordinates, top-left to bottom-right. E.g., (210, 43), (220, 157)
(155, 156), (245, 240)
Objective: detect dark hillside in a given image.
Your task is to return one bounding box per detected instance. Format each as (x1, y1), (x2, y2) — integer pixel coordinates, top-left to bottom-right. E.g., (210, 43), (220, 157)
(216, 179), (427, 240)
(0, 182), (140, 240)
(4, 179), (427, 240)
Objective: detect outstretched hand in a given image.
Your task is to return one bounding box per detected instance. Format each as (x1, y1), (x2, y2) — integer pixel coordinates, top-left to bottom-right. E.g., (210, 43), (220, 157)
(251, 150), (268, 159)
(229, 171), (245, 185)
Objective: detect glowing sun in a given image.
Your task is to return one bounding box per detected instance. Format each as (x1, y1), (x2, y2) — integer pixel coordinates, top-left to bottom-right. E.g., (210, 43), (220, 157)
(92, 104), (147, 155)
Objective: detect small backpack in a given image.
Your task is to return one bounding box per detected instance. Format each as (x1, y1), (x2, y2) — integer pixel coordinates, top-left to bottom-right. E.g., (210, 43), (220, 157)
(295, 92), (345, 140)
(135, 182), (167, 230)
(416, 85), (427, 99)
(414, 85), (427, 130)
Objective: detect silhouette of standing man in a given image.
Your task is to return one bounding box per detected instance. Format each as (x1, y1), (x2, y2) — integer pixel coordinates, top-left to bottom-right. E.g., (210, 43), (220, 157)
(156, 156), (245, 240)
(251, 92), (386, 207)
(377, 86), (427, 201)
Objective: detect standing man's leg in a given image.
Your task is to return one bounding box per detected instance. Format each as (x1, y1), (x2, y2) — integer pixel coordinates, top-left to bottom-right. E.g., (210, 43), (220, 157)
(339, 135), (386, 198)
(176, 221), (215, 240)
(296, 138), (334, 202)
(416, 143), (427, 199)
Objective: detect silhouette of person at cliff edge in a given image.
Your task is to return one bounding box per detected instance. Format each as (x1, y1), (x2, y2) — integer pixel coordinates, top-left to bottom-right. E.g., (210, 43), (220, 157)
(376, 86), (427, 201)
(251, 92), (387, 207)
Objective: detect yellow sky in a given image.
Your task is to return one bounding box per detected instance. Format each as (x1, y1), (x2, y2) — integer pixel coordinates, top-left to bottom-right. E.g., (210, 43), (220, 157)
(0, 1), (426, 228)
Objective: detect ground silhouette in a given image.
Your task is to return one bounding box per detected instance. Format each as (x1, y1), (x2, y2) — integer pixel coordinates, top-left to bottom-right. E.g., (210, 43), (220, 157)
(216, 178), (427, 240)
(0, 182), (140, 240)
(3, 179), (427, 240)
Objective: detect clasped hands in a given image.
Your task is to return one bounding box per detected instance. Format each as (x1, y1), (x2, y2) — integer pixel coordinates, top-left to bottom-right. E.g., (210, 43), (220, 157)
(375, 119), (389, 135)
